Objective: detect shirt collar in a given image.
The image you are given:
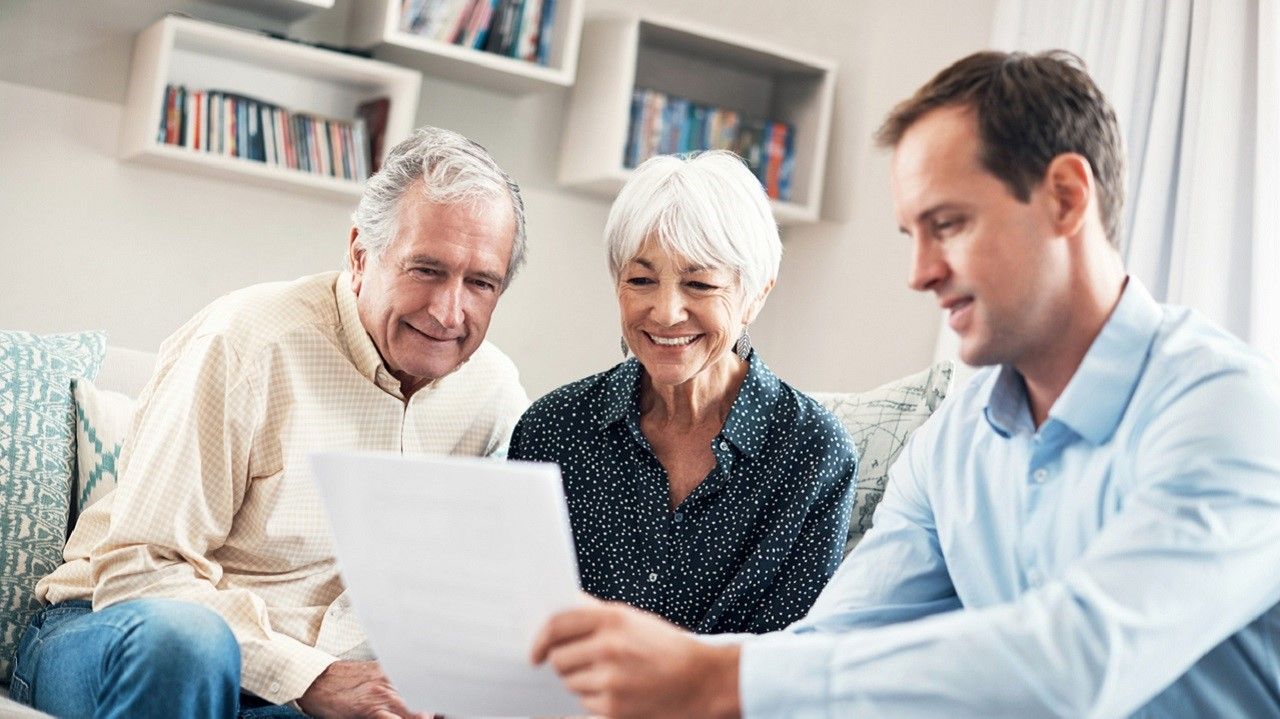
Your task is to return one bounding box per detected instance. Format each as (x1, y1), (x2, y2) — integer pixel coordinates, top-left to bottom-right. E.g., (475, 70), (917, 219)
(598, 351), (782, 458)
(599, 358), (642, 429)
(720, 351), (782, 457)
(335, 271), (395, 388)
(983, 276), (1163, 444)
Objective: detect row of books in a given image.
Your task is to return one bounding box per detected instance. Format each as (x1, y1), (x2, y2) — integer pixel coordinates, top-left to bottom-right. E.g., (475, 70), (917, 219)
(156, 85), (375, 182)
(624, 89), (797, 202)
(399, 0), (556, 65)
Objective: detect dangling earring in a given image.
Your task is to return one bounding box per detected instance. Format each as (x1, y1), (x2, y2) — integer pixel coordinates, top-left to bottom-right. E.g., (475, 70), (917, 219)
(734, 327), (752, 361)
(620, 336), (630, 359)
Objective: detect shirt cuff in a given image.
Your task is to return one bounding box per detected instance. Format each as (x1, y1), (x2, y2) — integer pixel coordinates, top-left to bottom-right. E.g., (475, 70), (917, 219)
(241, 638), (338, 705)
(740, 632), (841, 718)
(697, 632), (752, 646)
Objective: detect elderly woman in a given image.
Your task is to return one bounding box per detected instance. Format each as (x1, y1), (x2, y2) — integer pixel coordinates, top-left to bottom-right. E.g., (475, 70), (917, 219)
(509, 151), (856, 634)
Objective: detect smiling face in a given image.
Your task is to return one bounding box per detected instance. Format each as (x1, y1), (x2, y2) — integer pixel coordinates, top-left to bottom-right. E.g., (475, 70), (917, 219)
(349, 187), (515, 393)
(617, 242), (766, 389)
(892, 105), (1070, 368)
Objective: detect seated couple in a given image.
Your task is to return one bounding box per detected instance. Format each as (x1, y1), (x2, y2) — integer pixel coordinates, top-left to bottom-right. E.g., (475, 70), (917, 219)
(15, 50), (1280, 719)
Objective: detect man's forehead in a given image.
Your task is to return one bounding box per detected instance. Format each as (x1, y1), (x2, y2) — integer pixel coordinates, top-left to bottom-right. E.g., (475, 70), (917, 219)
(891, 107), (984, 216)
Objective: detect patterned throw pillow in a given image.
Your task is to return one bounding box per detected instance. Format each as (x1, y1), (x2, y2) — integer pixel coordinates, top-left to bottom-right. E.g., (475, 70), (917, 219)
(72, 379), (136, 518)
(0, 330), (106, 682)
(809, 361), (954, 554)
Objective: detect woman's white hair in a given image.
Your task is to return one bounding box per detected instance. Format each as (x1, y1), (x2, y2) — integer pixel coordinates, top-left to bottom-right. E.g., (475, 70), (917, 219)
(350, 126), (527, 287)
(604, 151), (781, 302)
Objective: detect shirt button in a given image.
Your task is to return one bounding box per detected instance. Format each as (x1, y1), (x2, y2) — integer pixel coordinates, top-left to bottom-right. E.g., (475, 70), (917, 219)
(718, 441), (729, 451)
(674, 512), (683, 523)
(1032, 468), (1048, 483)
(268, 681), (281, 694)
(647, 572), (658, 582)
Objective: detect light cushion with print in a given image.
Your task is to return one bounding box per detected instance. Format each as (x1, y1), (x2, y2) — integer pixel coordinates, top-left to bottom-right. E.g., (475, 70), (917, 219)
(809, 360), (954, 554)
(0, 330), (105, 681)
(72, 379), (136, 517)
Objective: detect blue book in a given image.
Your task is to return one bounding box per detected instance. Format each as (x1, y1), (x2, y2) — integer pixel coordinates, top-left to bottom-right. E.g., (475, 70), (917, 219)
(535, 0), (555, 65)
(625, 88), (645, 169)
(237, 99), (248, 158)
(689, 104), (708, 152)
(779, 125), (796, 202)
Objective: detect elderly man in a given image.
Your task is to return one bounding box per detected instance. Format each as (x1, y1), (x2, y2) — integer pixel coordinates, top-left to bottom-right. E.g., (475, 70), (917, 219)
(13, 127), (530, 718)
(530, 51), (1280, 717)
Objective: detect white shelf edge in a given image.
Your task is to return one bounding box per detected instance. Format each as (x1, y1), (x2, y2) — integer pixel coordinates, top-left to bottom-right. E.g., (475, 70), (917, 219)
(126, 143), (364, 200)
(166, 16), (422, 86)
(616, 11), (837, 74)
(203, 0), (334, 23)
(560, 167), (819, 226)
(382, 31), (572, 86)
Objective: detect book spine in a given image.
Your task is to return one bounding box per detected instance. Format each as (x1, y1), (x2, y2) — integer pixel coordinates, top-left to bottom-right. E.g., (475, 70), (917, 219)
(183, 88), (196, 148)
(440, 0), (476, 43)
(262, 103), (276, 166)
(176, 86), (187, 147)
(469, 0), (498, 49)
(515, 0), (541, 61)
(309, 117), (322, 174)
(624, 88), (643, 169)
(535, 0), (555, 65)
(779, 123), (795, 202)
(247, 100), (260, 162)
(352, 119), (369, 179)
(765, 122), (785, 199)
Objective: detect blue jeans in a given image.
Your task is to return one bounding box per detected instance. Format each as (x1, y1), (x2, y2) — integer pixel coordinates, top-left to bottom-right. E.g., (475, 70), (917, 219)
(11, 599), (305, 719)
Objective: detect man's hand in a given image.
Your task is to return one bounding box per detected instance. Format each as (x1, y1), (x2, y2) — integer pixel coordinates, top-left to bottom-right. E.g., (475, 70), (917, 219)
(297, 660), (431, 719)
(530, 601), (741, 719)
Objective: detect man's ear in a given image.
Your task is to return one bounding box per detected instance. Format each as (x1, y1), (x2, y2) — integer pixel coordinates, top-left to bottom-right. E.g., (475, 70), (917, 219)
(1045, 153), (1093, 239)
(348, 227), (366, 294)
(743, 278), (776, 325)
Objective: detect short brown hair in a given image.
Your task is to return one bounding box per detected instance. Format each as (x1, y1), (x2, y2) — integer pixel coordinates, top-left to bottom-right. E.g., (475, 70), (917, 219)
(876, 50), (1125, 248)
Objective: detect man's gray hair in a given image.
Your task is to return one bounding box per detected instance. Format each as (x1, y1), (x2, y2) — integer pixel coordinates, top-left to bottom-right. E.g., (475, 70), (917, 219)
(351, 126), (527, 287)
(605, 151), (781, 302)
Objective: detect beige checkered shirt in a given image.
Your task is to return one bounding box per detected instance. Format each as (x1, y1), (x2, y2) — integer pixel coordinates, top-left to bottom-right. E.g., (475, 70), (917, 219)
(37, 271), (529, 704)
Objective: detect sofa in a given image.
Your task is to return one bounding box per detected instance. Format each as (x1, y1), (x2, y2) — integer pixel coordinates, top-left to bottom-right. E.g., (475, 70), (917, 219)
(0, 329), (952, 712)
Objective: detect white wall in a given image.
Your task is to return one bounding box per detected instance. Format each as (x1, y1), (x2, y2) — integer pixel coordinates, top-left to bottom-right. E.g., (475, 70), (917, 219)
(0, 0), (997, 398)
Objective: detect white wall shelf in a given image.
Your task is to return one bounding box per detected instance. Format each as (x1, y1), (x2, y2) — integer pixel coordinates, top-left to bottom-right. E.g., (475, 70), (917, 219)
(204, 0), (335, 23)
(558, 14), (836, 225)
(119, 16), (421, 201)
(347, 0), (584, 94)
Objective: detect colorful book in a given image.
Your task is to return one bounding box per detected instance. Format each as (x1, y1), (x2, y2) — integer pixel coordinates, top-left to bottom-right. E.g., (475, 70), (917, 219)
(535, 0), (555, 65)
(515, 0), (542, 61)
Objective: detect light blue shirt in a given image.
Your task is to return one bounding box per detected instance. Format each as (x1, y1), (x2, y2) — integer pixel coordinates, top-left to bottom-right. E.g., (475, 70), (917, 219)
(742, 278), (1280, 717)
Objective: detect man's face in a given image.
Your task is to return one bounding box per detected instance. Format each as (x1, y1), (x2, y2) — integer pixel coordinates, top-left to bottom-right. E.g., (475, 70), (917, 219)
(349, 187), (515, 393)
(891, 105), (1068, 368)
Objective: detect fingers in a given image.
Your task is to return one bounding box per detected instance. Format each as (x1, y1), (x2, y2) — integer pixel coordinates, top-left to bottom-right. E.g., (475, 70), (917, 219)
(545, 630), (612, 677)
(530, 605), (615, 663)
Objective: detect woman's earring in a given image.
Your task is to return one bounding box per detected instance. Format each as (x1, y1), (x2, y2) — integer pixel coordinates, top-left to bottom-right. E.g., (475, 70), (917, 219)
(734, 327), (752, 361)
(620, 336), (630, 359)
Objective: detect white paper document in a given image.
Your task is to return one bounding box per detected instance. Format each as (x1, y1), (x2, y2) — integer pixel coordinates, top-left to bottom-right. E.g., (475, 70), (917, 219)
(310, 451), (585, 717)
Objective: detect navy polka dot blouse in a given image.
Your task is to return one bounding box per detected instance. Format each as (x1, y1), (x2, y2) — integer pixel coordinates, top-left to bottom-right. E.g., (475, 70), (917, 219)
(508, 352), (858, 634)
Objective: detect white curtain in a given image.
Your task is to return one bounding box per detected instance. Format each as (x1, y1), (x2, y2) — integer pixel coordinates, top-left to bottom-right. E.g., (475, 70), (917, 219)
(936, 0), (1280, 374)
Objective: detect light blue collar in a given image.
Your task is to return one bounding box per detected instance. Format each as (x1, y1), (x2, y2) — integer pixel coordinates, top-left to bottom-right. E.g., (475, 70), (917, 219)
(984, 277), (1163, 444)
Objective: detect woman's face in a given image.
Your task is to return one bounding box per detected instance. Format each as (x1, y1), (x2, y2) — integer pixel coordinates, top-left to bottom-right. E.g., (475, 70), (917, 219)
(617, 242), (756, 389)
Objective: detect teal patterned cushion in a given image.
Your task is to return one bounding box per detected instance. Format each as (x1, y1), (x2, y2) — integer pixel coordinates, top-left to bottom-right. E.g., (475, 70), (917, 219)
(72, 379), (136, 517)
(810, 361), (954, 554)
(0, 331), (106, 681)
